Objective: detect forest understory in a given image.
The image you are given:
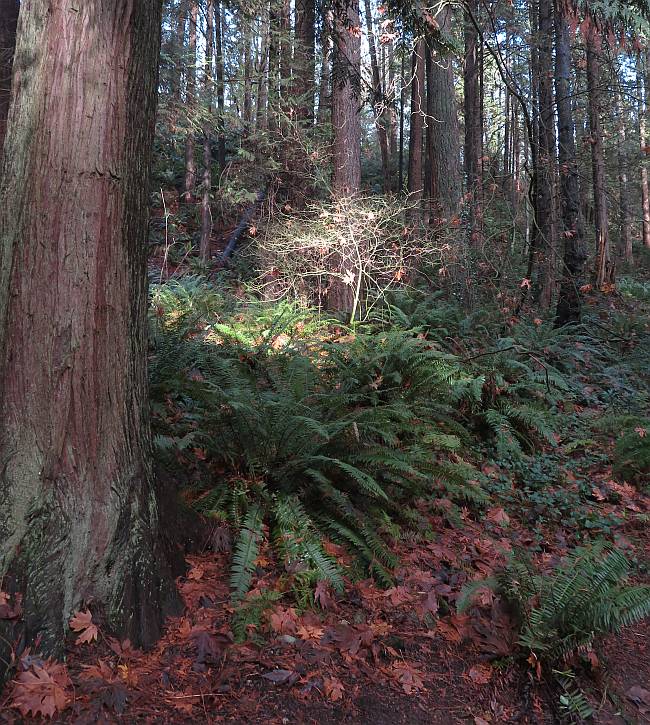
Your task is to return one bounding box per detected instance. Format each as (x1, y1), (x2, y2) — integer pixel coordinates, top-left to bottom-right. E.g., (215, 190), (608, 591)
(2, 249), (649, 723)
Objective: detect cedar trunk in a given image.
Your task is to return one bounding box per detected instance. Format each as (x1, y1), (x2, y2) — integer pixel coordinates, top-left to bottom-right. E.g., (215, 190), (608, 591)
(0, 0), (178, 659)
(295, 0), (316, 123)
(463, 0), (482, 244)
(638, 51), (650, 249)
(407, 38), (426, 222)
(0, 0), (19, 155)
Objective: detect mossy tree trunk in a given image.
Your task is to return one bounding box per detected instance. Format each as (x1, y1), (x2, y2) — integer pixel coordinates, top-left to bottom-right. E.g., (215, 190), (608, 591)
(0, 0), (179, 663)
(0, 0), (19, 156)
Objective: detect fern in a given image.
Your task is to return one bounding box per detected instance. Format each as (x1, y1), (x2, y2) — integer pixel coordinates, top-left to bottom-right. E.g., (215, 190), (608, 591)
(230, 505), (264, 602)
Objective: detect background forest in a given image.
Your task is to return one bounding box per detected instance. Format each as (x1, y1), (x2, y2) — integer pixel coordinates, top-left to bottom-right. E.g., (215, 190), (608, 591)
(1, 0), (650, 722)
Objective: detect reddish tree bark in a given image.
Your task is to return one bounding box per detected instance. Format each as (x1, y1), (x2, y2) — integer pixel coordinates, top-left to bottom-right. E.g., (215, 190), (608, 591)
(0, 0), (178, 660)
(463, 0), (482, 244)
(295, 0), (316, 123)
(0, 0), (19, 156)
(638, 50), (650, 249)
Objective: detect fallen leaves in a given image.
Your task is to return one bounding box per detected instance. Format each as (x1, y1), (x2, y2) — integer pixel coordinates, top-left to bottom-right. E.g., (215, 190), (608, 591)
(323, 676), (344, 701)
(11, 660), (71, 719)
(0, 590), (22, 619)
(70, 609), (99, 645)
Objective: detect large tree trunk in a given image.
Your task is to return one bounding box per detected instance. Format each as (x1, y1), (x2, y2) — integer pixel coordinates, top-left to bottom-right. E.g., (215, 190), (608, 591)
(330, 0), (361, 315)
(295, 0), (316, 124)
(331, 0), (361, 196)
(424, 7), (461, 222)
(463, 0), (482, 244)
(0, 0), (179, 661)
(407, 38), (426, 222)
(554, 0), (586, 326)
(585, 22), (613, 288)
(317, 8), (332, 126)
(0, 0), (19, 156)
(183, 0), (198, 202)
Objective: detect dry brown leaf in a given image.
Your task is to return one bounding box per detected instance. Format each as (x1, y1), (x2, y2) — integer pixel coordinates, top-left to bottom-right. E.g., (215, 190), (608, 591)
(11, 661), (71, 719)
(69, 610), (99, 645)
(324, 676), (344, 701)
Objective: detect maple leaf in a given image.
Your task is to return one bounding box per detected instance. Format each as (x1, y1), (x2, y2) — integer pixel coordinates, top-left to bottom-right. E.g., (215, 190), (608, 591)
(11, 661), (71, 718)
(269, 606), (297, 635)
(486, 507), (510, 527)
(314, 580), (334, 610)
(70, 610), (99, 645)
(391, 661), (424, 694)
(324, 676), (344, 701)
(467, 663), (493, 685)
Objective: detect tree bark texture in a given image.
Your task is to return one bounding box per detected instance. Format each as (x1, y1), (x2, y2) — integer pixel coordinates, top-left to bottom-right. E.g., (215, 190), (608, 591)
(0, 0), (19, 156)
(533, 0), (556, 308)
(331, 0), (361, 196)
(407, 38), (426, 221)
(638, 50), (650, 249)
(463, 0), (482, 244)
(554, 0), (586, 326)
(200, 0), (214, 263)
(585, 23), (612, 288)
(295, 0), (316, 123)
(183, 0), (198, 202)
(424, 6), (461, 222)
(0, 0), (179, 660)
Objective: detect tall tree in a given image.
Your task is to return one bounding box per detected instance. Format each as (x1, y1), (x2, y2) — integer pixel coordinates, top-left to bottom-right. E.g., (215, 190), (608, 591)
(554, 0), (586, 325)
(330, 0), (361, 314)
(424, 6), (461, 221)
(0, 0), (19, 155)
(585, 20), (613, 288)
(183, 0), (199, 201)
(295, 0), (316, 123)
(407, 38), (426, 220)
(215, 0), (226, 169)
(331, 0), (361, 195)
(533, 0), (557, 307)
(364, 0), (391, 192)
(0, 0), (178, 659)
(200, 0), (215, 262)
(463, 0), (483, 244)
(638, 49), (650, 249)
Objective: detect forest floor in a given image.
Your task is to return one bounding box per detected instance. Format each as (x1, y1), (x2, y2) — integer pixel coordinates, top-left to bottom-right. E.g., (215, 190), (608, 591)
(2, 281), (650, 724)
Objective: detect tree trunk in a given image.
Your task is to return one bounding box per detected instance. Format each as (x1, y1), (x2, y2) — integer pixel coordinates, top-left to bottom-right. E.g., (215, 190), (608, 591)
(407, 38), (426, 222)
(183, 0), (198, 202)
(295, 0), (316, 124)
(533, 0), (556, 308)
(173, 0), (188, 104)
(554, 0), (586, 326)
(256, 7), (270, 132)
(0, 0), (179, 661)
(200, 0), (214, 263)
(331, 0), (361, 196)
(464, 0), (482, 244)
(330, 0), (361, 315)
(615, 88), (632, 264)
(0, 0), (19, 156)
(363, 0), (391, 193)
(425, 6), (461, 221)
(317, 9), (332, 126)
(638, 50), (650, 249)
(215, 0), (226, 169)
(586, 23), (612, 288)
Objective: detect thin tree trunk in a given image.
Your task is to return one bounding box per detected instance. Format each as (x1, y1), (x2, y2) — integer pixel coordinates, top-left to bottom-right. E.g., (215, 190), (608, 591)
(173, 0), (188, 105)
(317, 9), (332, 125)
(256, 8), (270, 131)
(200, 0), (214, 263)
(586, 23), (613, 288)
(407, 38), (426, 221)
(615, 88), (632, 264)
(183, 0), (198, 202)
(554, 0), (586, 325)
(464, 0), (482, 244)
(364, 0), (391, 192)
(638, 50), (650, 249)
(0, 0), (179, 661)
(399, 49), (406, 191)
(215, 0), (226, 169)
(0, 0), (19, 157)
